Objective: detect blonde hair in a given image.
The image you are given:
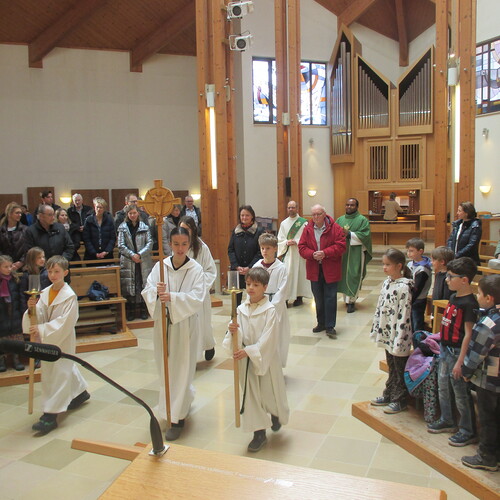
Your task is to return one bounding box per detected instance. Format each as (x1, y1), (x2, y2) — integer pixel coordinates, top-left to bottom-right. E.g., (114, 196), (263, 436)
(258, 233), (278, 248)
(0, 202), (22, 226)
(93, 197), (108, 210)
(46, 255), (69, 271)
(0, 254), (18, 282)
(24, 247), (45, 275)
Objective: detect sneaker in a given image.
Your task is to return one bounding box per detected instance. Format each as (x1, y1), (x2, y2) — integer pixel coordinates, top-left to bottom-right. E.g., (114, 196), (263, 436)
(204, 348), (215, 361)
(32, 414), (58, 434)
(370, 396), (390, 406)
(461, 453), (498, 472)
(67, 390), (90, 410)
(346, 303), (355, 313)
(383, 401), (408, 414)
(427, 419), (458, 434)
(326, 328), (337, 339)
(271, 415), (281, 432)
(312, 324), (325, 333)
(449, 431), (478, 447)
(293, 297), (303, 307)
(247, 430), (267, 452)
(165, 419), (185, 441)
(12, 355), (25, 371)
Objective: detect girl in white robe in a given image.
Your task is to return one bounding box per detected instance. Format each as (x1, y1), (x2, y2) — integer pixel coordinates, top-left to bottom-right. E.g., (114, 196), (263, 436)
(142, 227), (205, 440)
(23, 256), (88, 434)
(223, 267), (289, 452)
(179, 216), (217, 361)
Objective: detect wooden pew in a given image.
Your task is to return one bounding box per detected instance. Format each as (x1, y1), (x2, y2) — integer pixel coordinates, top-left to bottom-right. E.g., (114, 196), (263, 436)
(370, 221), (422, 246)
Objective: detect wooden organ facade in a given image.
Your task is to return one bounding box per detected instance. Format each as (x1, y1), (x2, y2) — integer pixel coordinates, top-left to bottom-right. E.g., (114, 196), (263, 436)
(329, 26), (440, 245)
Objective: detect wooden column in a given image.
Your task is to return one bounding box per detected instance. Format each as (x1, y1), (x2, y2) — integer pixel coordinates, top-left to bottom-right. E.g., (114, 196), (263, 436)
(433, 0), (450, 246)
(196, 0), (236, 284)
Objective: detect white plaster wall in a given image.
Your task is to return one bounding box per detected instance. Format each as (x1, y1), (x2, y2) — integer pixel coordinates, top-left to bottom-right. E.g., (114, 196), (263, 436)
(475, 0), (500, 214)
(0, 45), (199, 203)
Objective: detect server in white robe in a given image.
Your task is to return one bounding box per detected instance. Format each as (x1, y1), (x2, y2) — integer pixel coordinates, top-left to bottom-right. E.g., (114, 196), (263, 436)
(142, 241), (205, 431)
(223, 268), (289, 452)
(277, 201), (310, 305)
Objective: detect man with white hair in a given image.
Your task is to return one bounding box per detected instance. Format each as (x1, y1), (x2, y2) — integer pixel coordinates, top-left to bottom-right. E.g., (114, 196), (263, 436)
(67, 193), (92, 259)
(277, 200), (310, 306)
(298, 204), (346, 339)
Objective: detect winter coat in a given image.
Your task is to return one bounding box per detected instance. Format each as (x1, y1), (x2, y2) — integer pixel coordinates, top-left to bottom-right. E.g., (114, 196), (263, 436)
(24, 221), (75, 260)
(117, 220), (153, 297)
(447, 218), (482, 265)
(82, 212), (116, 260)
(298, 215), (346, 283)
(180, 205), (202, 236)
(67, 204), (93, 228)
(0, 222), (29, 264)
(0, 277), (23, 337)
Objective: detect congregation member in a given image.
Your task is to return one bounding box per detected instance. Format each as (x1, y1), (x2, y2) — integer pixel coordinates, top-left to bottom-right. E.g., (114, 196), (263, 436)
(67, 193), (92, 260)
(298, 204), (346, 339)
(430, 246), (454, 302)
(277, 200), (309, 307)
(114, 193), (149, 230)
(447, 201), (482, 265)
(383, 192), (403, 221)
(180, 195), (202, 236)
(336, 198), (372, 313)
(82, 197), (116, 261)
(0, 202), (29, 271)
(33, 190), (60, 217)
(20, 205), (34, 226)
(24, 205), (74, 261)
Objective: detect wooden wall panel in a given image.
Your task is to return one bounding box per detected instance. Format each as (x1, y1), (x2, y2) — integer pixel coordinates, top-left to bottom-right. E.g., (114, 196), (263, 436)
(27, 186), (55, 213)
(110, 189), (139, 215)
(71, 189), (110, 211)
(0, 194), (23, 214)
(172, 190), (189, 205)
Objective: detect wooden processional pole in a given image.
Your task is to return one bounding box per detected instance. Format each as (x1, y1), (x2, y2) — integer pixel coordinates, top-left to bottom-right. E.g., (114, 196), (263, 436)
(138, 180), (180, 428)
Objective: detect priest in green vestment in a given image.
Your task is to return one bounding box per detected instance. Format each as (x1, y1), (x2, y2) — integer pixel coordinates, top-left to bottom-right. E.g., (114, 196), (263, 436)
(336, 198), (372, 313)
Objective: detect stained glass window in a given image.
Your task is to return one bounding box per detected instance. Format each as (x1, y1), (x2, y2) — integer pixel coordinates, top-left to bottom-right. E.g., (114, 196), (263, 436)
(253, 58), (327, 125)
(476, 37), (500, 115)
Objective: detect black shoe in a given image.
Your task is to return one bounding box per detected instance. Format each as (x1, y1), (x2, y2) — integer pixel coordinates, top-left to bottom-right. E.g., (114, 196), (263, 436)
(427, 419), (458, 434)
(12, 355), (25, 371)
(461, 453), (498, 471)
(293, 297), (303, 307)
(32, 414), (58, 434)
(448, 431), (478, 447)
(126, 306), (135, 322)
(271, 415), (281, 432)
(165, 419), (185, 441)
(140, 305), (149, 320)
(312, 324), (325, 333)
(346, 303), (355, 313)
(204, 348), (215, 361)
(0, 356), (6, 373)
(67, 390), (90, 410)
(248, 430), (267, 452)
(326, 328), (337, 339)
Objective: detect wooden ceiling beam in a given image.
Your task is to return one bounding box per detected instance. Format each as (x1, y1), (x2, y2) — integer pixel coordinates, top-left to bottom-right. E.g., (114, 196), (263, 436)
(395, 0), (408, 66)
(338, 0), (377, 28)
(28, 0), (108, 68)
(313, 0), (338, 16)
(130, 1), (195, 72)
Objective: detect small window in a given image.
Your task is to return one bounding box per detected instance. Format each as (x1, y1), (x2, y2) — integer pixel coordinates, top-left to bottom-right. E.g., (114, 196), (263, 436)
(476, 37), (500, 115)
(253, 58), (327, 125)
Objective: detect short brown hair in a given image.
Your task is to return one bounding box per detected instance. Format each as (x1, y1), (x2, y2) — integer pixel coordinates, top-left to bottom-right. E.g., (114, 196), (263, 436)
(406, 238), (425, 251)
(431, 246), (454, 264)
(478, 275), (500, 304)
(258, 233), (277, 247)
(46, 255), (69, 271)
(246, 267), (269, 286)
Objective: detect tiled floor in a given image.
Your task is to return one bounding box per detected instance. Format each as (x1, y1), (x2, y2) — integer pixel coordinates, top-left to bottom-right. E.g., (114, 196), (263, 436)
(0, 252), (480, 499)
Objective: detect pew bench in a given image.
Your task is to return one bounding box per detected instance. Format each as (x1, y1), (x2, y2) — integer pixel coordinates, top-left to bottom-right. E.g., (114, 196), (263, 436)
(370, 221), (422, 245)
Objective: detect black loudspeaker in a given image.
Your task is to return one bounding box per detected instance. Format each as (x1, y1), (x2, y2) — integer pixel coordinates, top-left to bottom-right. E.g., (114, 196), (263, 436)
(285, 177), (291, 197)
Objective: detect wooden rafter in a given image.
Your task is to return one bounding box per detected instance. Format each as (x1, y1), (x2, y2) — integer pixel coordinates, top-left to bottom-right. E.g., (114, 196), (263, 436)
(28, 0), (108, 68)
(313, 0), (338, 16)
(395, 0), (408, 66)
(130, 1), (195, 72)
(338, 0), (377, 28)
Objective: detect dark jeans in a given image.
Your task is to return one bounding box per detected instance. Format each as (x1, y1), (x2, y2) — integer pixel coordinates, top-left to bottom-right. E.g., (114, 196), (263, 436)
(476, 386), (500, 462)
(310, 266), (338, 329)
(411, 298), (427, 332)
(383, 351), (409, 403)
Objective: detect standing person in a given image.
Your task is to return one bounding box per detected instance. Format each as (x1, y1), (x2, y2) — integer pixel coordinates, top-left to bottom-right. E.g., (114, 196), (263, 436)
(117, 205), (153, 321)
(383, 192), (403, 221)
(461, 275), (500, 471)
(24, 205), (74, 261)
(228, 205), (264, 299)
(179, 216), (217, 361)
(19, 247), (50, 312)
(142, 227), (205, 441)
(336, 198), (372, 313)
(33, 190), (60, 217)
(114, 193), (149, 230)
(20, 205), (34, 226)
(0, 255), (24, 372)
(427, 257), (479, 447)
(430, 246), (455, 302)
(370, 249), (413, 414)
(277, 200), (310, 307)
(82, 198), (116, 261)
(447, 202), (482, 265)
(67, 193), (92, 260)
(254, 233), (290, 367)
(0, 202), (29, 271)
(23, 256), (89, 435)
(298, 204), (346, 339)
(224, 267), (289, 452)
(55, 209), (70, 231)
(180, 196), (202, 236)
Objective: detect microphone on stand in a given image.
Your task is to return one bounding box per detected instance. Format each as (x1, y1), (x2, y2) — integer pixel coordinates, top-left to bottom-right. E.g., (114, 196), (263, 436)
(0, 339), (168, 456)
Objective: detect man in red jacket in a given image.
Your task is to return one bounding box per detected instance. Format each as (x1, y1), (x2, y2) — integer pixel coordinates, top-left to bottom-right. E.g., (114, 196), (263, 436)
(299, 204), (346, 339)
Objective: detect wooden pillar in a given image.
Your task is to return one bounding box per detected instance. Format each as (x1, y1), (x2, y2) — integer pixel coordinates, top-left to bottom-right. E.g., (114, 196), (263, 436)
(434, 0), (450, 246)
(196, 0), (236, 284)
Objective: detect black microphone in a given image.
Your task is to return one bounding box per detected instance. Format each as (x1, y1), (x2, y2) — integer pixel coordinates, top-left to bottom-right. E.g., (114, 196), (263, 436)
(0, 339), (167, 456)
(0, 339), (61, 362)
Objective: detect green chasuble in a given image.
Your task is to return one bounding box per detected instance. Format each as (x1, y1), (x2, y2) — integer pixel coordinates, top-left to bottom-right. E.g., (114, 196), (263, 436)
(336, 211), (373, 297)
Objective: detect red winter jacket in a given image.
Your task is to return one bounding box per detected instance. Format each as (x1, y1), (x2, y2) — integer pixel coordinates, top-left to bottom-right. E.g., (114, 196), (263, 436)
(298, 215), (346, 283)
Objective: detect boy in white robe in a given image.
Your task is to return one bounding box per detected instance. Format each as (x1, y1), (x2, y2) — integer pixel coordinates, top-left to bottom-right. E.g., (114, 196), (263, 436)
(142, 227), (205, 441)
(253, 233), (290, 367)
(224, 267), (289, 452)
(23, 256), (88, 434)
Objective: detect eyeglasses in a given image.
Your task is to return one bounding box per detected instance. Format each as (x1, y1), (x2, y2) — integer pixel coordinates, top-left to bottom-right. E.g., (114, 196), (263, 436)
(445, 273), (465, 280)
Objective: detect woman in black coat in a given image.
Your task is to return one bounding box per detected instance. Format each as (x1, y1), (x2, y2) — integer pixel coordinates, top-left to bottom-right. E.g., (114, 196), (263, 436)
(227, 205), (264, 291)
(0, 202), (29, 271)
(447, 201), (482, 265)
(82, 197), (116, 261)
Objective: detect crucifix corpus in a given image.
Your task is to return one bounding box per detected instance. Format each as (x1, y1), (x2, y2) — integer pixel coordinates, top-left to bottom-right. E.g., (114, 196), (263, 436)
(138, 180), (180, 428)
